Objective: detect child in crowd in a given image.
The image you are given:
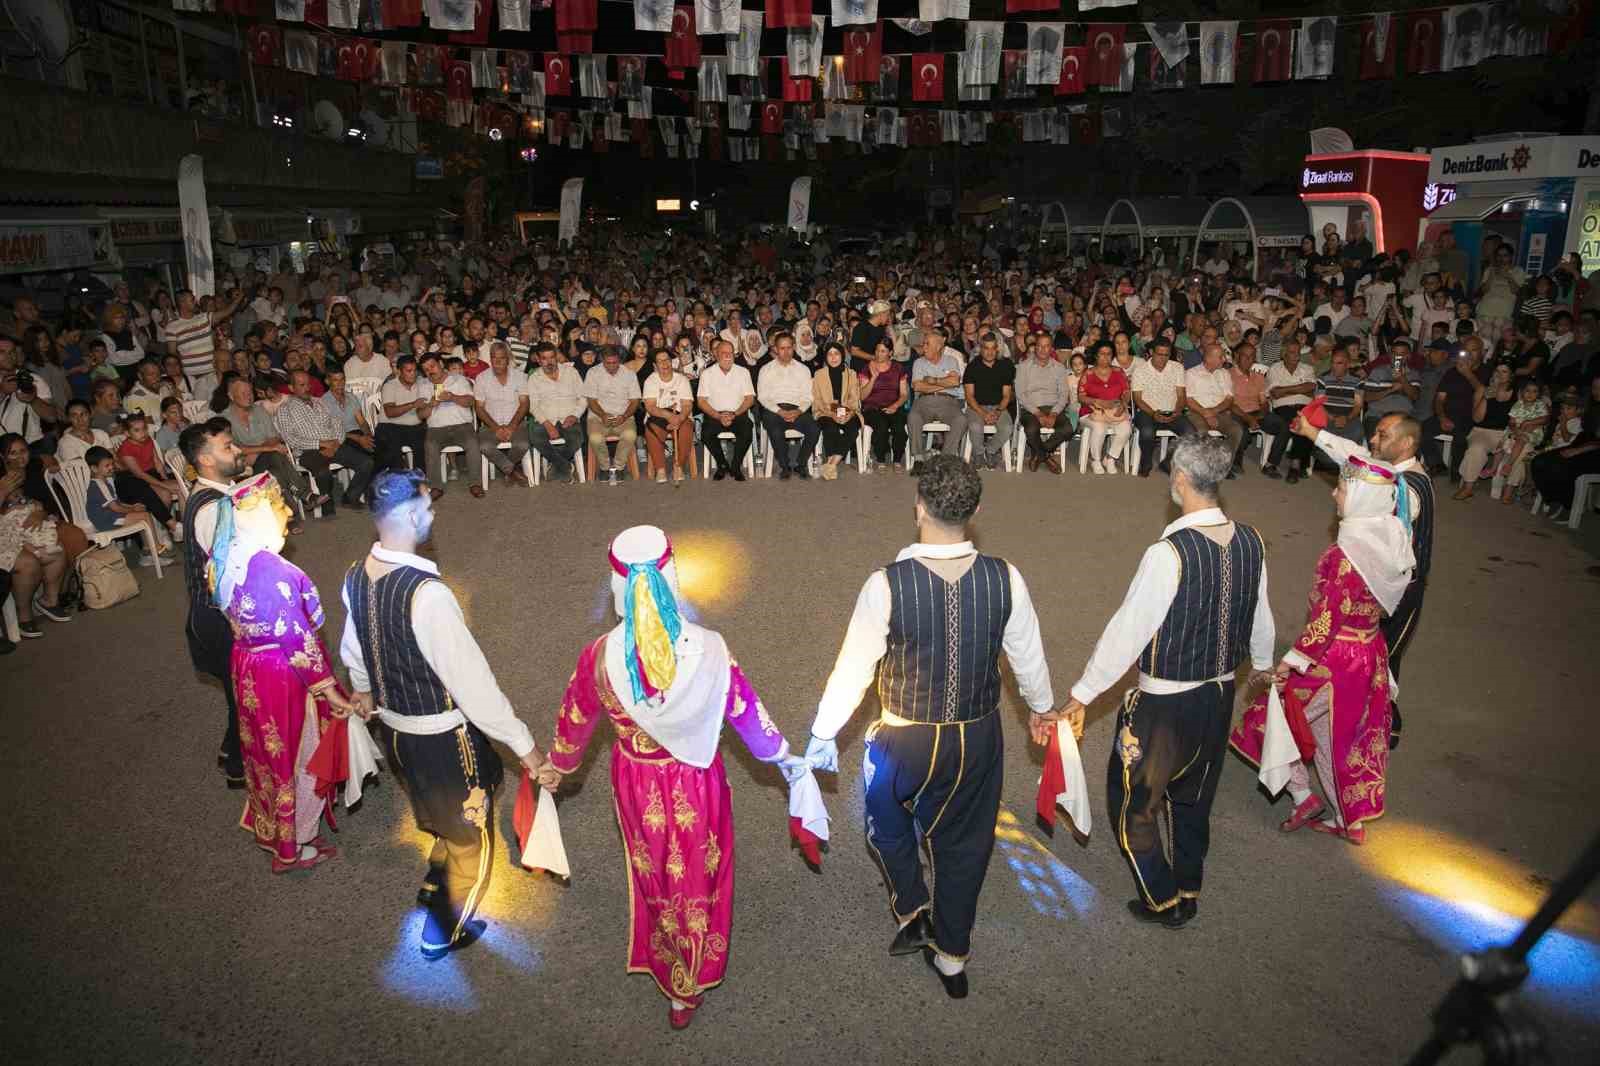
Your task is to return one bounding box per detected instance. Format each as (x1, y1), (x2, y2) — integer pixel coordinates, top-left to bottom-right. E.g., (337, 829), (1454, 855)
(114, 412), (184, 542)
(155, 396), (188, 454)
(84, 446), (169, 566)
(1494, 381), (1553, 504)
(86, 339), (121, 386)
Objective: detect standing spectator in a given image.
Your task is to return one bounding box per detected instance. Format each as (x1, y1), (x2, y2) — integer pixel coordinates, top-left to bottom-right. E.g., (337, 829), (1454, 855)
(99, 304), (147, 385)
(1130, 339), (1188, 477)
(1475, 244), (1525, 337)
(274, 369), (374, 512)
(850, 301), (891, 365)
(420, 353), (484, 498)
(1453, 363), (1516, 500)
(641, 348), (695, 483)
(472, 342), (531, 487)
(583, 346), (643, 482)
(756, 332), (820, 480)
(907, 328), (968, 473)
(1262, 344), (1318, 481)
(1016, 334), (1071, 473)
(696, 340), (756, 482)
(525, 343), (587, 482)
(1080, 341), (1133, 474)
(1315, 347), (1366, 447)
(962, 333), (1015, 470)
(165, 287), (243, 398)
(811, 342), (862, 480)
(1184, 344), (1245, 474)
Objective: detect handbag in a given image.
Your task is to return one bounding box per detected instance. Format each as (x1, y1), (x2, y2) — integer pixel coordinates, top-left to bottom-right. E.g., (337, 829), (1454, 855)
(76, 545), (140, 609)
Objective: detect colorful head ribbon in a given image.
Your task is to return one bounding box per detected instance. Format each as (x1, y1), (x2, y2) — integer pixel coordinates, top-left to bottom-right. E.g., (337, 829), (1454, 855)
(609, 529), (681, 703)
(207, 472), (281, 609)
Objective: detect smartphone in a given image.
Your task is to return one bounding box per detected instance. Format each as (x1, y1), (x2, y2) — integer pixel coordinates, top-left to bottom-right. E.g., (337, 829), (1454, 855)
(538, 302), (550, 309)
(854, 275), (867, 284)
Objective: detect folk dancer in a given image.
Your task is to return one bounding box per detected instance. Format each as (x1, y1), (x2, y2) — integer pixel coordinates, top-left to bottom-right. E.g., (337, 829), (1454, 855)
(539, 525), (800, 1030)
(1292, 412), (1433, 748)
(210, 473), (354, 871)
(1230, 455), (1414, 845)
(1056, 437), (1274, 929)
(804, 456), (1057, 997)
(178, 417), (246, 789)
(339, 470), (548, 960)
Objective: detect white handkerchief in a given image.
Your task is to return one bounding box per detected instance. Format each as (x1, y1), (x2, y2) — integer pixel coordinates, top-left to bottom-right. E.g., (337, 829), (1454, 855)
(522, 788), (571, 878)
(344, 719), (383, 808)
(1047, 719), (1092, 837)
(1258, 686), (1297, 796)
(788, 766), (831, 841)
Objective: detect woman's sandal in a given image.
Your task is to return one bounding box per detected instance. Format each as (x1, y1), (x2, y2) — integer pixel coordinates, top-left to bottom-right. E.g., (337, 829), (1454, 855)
(1279, 794), (1326, 833)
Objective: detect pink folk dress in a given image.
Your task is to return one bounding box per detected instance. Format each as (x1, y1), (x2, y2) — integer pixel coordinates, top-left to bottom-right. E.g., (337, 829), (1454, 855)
(225, 551), (339, 862)
(1231, 544), (1392, 829)
(549, 635), (784, 1006)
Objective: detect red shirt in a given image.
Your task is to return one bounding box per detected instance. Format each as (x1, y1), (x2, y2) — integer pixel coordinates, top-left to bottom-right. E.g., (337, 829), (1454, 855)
(462, 360), (490, 380)
(117, 435), (159, 473)
(1078, 367), (1129, 417)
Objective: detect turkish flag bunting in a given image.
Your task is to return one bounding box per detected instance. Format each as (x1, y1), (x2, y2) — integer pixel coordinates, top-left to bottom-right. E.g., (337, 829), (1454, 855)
(448, 0), (491, 45)
(247, 24), (281, 67)
(780, 59), (813, 101)
(666, 6), (701, 71)
(1404, 9), (1442, 73)
(1005, 0), (1055, 11)
(1072, 108), (1100, 146)
(334, 37), (359, 80)
(910, 53), (944, 102)
(382, 0), (423, 28)
(555, 0), (596, 32)
(765, 0), (810, 30)
(760, 100), (784, 134)
(1083, 25), (1125, 86)
(557, 32), (593, 53)
(544, 53), (572, 96)
(415, 90), (446, 123)
(306, 713), (349, 802)
(1358, 17), (1395, 80)
(305, 0), (327, 26)
(444, 58), (473, 100)
(1252, 19), (1294, 82)
(1056, 45), (1086, 94)
(842, 23), (883, 84)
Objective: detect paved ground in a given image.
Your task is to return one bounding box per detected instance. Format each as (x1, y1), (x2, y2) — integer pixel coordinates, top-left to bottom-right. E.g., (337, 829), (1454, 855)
(5, 460), (1598, 1065)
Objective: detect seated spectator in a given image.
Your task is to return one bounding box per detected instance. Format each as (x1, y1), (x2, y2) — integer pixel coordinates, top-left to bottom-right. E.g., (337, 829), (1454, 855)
(908, 328), (968, 473)
(320, 367), (391, 470)
(83, 444), (166, 566)
(1229, 344), (1269, 468)
(1531, 378), (1600, 522)
(525, 342), (587, 483)
(473, 341), (531, 488)
(962, 332), (1014, 470)
(642, 348), (695, 483)
(756, 332), (819, 481)
(420, 353), (483, 498)
(1431, 340), (1485, 484)
(858, 337), (909, 468)
(1361, 343), (1422, 438)
(123, 359), (172, 424)
(1184, 343), (1244, 476)
(583, 345), (642, 482)
(114, 412), (183, 541)
(341, 333), (393, 387)
(697, 340), (756, 482)
(1016, 332), (1071, 473)
(460, 340), (489, 381)
(1453, 363), (1515, 501)
(1547, 316), (1596, 393)
(1492, 379), (1551, 503)
(812, 341), (862, 480)
(1315, 347), (1366, 447)
(0, 439), (71, 647)
(275, 369), (374, 513)
(0, 346), (60, 447)
(154, 396), (188, 455)
(1063, 352), (1088, 429)
(222, 373), (314, 531)
(1081, 340), (1133, 475)
(1262, 345), (1318, 481)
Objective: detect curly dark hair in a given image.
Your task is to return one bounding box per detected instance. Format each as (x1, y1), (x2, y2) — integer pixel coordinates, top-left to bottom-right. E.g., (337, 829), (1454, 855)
(916, 454), (982, 528)
(369, 468), (428, 519)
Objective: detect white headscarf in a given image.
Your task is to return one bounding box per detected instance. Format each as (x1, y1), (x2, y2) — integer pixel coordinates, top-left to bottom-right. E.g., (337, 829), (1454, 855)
(1336, 456), (1416, 616)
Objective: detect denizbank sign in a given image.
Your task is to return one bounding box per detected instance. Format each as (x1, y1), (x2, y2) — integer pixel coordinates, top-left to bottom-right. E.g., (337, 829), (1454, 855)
(1428, 137), (1600, 184)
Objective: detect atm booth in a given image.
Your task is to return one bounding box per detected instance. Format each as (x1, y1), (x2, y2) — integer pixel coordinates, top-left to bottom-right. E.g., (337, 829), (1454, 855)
(1099, 197), (1211, 269)
(1419, 134), (1600, 288)
(1296, 149), (1432, 257)
(1037, 199), (1111, 255)
(1193, 197), (1305, 284)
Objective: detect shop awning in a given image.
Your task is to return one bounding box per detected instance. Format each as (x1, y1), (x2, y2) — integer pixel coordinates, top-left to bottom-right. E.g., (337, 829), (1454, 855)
(1038, 200), (1112, 239)
(1101, 197), (1211, 240)
(1425, 193), (1528, 223)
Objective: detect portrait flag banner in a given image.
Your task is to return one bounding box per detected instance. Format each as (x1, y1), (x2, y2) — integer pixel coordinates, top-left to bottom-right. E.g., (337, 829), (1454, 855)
(327, 0), (358, 28)
(919, 0), (967, 20)
(788, 176), (812, 233)
(628, 83), (654, 117)
(1111, 41), (1136, 92)
(1252, 18), (1294, 82)
(1147, 41), (1184, 90)
(1296, 16), (1337, 79)
(911, 52), (945, 101)
(554, 0), (596, 33)
(1198, 21), (1237, 84)
(178, 155), (215, 297)
(634, 0), (671, 31)
(956, 51), (990, 100)
(666, 6), (701, 70)
(558, 177), (584, 246)
(447, 0), (490, 45)
(471, 48), (497, 88)
(964, 20), (1002, 84)
(940, 108), (959, 142)
(248, 24), (282, 66)
(831, 0), (876, 27)
(578, 53), (607, 97)
(499, 0), (531, 31)
(788, 14), (826, 77)
(1144, 20), (1189, 69)
(1055, 45), (1086, 93)
(694, 0), (739, 36)
(730, 10), (763, 77)
(1440, 4), (1488, 72)
(1406, 8), (1443, 73)
(544, 53), (572, 96)
(765, 0), (809, 29)
(822, 54), (849, 99)
(1026, 23), (1064, 85)
(698, 56), (728, 102)
(1359, 14), (1396, 79)
(1083, 23), (1124, 85)
(891, 18), (931, 35)
(842, 22), (883, 83)
(276, 0), (305, 20)
(284, 30), (317, 72)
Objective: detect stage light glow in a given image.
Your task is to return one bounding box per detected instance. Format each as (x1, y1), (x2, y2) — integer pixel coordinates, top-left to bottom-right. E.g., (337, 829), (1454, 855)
(667, 530), (752, 612)
(380, 911), (481, 1010)
(994, 807), (1098, 920)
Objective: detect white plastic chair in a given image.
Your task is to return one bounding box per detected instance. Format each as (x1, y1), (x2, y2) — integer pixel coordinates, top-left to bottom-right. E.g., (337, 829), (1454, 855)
(1251, 429), (1273, 470)
(531, 435), (588, 485)
(165, 448), (192, 504)
(1437, 433), (1454, 472)
(48, 459), (163, 579)
(1079, 424), (1136, 474)
(761, 426), (820, 478)
(1568, 474), (1600, 531)
(964, 423), (1014, 472)
(181, 399), (212, 423)
(701, 430), (755, 479)
(905, 420), (953, 471)
(1013, 421), (1070, 472)
(481, 441), (536, 491)
(2, 591), (19, 643)
(363, 393), (414, 469)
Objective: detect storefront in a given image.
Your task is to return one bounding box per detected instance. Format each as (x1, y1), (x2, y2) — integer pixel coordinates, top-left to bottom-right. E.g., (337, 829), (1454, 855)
(1099, 197), (1210, 269)
(1420, 134), (1600, 287)
(0, 209), (121, 277)
(1297, 149), (1432, 256)
(1193, 197), (1304, 283)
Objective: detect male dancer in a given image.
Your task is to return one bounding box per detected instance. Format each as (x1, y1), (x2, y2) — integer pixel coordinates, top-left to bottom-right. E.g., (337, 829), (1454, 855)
(1056, 437), (1274, 928)
(339, 470), (547, 960)
(177, 417), (245, 789)
(1293, 411), (1433, 747)
(804, 455), (1057, 997)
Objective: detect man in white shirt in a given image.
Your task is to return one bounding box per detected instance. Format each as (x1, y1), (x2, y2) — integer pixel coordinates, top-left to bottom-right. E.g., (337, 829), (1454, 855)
(251, 286), (288, 328)
(1310, 288), (1350, 333)
(420, 353), (483, 498)
(1260, 344), (1319, 481)
(1183, 344), (1245, 475)
(351, 271), (384, 311)
(473, 341), (531, 487)
(756, 332), (820, 480)
(803, 455), (1061, 996)
(378, 355), (431, 489)
(582, 346), (642, 481)
(1014, 335), (1070, 473)
(1051, 436), (1273, 928)
(1130, 339), (1190, 477)
(166, 287), (244, 398)
(696, 339), (756, 481)
(524, 342), (586, 481)
(342, 333), (393, 388)
(908, 327), (969, 472)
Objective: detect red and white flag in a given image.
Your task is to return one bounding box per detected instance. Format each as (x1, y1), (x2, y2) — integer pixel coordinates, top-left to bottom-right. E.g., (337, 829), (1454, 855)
(665, 5), (701, 71)
(444, 58), (473, 99)
(760, 100), (784, 134)
(910, 53), (944, 101)
(1084, 24), (1125, 86)
(447, 0), (491, 45)
(1359, 14), (1396, 79)
(780, 59), (814, 101)
(1055, 45), (1086, 94)
(382, 0), (422, 27)
(1035, 720), (1092, 836)
(1406, 9), (1443, 73)
(1006, 0), (1054, 10)
(543, 53), (572, 95)
(1252, 18), (1294, 82)
(554, 0), (595, 33)
(247, 24), (282, 67)
(765, 0), (810, 29)
(842, 22), (883, 84)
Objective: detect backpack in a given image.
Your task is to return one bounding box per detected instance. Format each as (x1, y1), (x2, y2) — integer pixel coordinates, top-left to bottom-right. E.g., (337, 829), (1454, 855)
(77, 546), (140, 609)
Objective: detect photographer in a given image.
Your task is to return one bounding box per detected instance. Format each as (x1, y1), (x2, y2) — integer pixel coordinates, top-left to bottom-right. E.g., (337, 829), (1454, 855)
(0, 337), (61, 449)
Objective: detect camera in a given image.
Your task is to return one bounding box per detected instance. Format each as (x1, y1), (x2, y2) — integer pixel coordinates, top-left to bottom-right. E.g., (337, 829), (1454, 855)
(15, 368), (34, 394)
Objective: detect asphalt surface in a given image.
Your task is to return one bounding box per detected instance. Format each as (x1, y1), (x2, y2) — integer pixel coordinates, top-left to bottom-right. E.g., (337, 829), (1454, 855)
(5, 458), (1598, 1065)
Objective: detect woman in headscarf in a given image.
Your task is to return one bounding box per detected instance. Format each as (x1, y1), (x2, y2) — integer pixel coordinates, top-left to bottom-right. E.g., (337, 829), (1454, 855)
(811, 341), (862, 480)
(538, 526), (799, 1030)
(1230, 454), (1415, 845)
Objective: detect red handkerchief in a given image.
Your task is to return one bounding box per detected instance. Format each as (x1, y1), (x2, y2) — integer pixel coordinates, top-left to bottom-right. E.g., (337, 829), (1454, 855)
(1035, 726), (1066, 826)
(308, 714), (350, 800)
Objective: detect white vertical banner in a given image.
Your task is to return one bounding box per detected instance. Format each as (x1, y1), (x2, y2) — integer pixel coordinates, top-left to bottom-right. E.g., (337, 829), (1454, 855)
(787, 176), (812, 233)
(178, 155), (215, 296)
(558, 177), (584, 247)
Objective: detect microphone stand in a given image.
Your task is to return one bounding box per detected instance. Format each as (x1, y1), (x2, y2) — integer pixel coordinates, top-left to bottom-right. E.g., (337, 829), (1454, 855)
(1407, 827), (1600, 1066)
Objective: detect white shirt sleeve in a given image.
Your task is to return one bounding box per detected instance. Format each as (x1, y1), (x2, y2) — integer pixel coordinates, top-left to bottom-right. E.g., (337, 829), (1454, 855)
(338, 582), (371, 694)
(1069, 542), (1180, 706)
(194, 498), (220, 554)
(1002, 564), (1055, 714)
(810, 570), (891, 741)
(756, 363), (779, 411)
(1250, 564), (1276, 672)
(411, 582), (537, 758)
(1312, 428), (1367, 468)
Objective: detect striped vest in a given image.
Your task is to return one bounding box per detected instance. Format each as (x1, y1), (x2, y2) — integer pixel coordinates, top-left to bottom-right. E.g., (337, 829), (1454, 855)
(181, 486), (223, 620)
(344, 562), (452, 716)
(1138, 524), (1265, 683)
(878, 554), (1013, 724)
(1400, 468), (1434, 581)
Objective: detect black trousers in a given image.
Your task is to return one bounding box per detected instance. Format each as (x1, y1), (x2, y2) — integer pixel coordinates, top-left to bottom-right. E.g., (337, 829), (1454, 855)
(113, 471), (173, 525)
(1107, 682), (1233, 911)
(1380, 577), (1425, 684)
(817, 415), (860, 459)
(375, 423), (427, 473)
(186, 607), (241, 773)
(759, 409), (820, 471)
(296, 442), (376, 511)
(1420, 417), (1470, 478)
(863, 713), (1003, 961)
(1263, 406), (1313, 471)
(862, 406), (908, 462)
(382, 720), (504, 951)
(1531, 447), (1600, 510)
(1132, 410), (1192, 475)
(702, 414), (754, 472)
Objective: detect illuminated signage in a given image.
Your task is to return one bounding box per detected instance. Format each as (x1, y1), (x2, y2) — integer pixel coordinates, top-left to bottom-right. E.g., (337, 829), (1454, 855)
(1303, 168), (1356, 186)
(1422, 183), (1458, 212)
(656, 198), (682, 212)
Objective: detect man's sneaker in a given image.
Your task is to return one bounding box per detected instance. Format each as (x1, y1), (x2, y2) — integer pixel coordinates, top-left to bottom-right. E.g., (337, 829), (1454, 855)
(33, 598), (71, 623)
(17, 620), (45, 640)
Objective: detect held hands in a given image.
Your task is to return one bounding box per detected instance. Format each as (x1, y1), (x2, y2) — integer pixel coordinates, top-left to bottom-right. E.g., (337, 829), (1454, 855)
(803, 735), (839, 774)
(776, 754), (812, 785)
(1027, 699), (1085, 745)
(322, 687), (356, 718)
(350, 690), (376, 720)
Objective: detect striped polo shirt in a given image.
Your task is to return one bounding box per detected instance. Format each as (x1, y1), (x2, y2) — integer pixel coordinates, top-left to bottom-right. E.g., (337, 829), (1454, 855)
(1316, 372), (1363, 417)
(165, 313), (216, 378)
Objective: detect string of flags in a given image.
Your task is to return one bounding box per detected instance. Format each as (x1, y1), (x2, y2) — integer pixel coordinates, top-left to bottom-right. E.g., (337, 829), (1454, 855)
(216, 0), (1588, 157)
